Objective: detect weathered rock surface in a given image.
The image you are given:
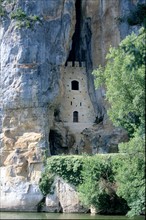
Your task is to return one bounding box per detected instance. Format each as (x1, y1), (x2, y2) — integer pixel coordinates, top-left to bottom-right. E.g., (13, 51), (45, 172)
(43, 177), (87, 213)
(0, 0), (76, 211)
(0, 166), (43, 211)
(0, 0), (143, 211)
(79, 120), (129, 154)
(49, 122), (75, 155)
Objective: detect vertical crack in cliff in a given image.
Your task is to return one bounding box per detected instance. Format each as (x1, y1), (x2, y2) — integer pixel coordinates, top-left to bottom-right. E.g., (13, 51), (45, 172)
(66, 0), (85, 65)
(65, 0), (93, 69)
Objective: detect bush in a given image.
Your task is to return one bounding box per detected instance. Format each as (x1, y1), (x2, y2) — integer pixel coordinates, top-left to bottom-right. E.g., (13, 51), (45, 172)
(39, 153), (144, 216)
(10, 7), (41, 29)
(39, 172), (55, 196)
(113, 132), (145, 217)
(39, 154), (130, 214)
(78, 155), (129, 214)
(39, 155), (84, 196)
(46, 155), (84, 186)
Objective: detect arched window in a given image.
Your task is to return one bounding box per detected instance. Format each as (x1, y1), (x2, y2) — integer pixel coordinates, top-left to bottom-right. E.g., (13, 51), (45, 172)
(73, 111), (79, 122)
(71, 80), (79, 90)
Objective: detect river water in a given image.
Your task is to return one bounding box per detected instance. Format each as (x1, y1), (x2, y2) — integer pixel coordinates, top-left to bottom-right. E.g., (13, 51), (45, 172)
(0, 212), (145, 220)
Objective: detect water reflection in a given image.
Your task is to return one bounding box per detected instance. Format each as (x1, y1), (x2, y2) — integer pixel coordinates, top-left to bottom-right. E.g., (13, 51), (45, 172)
(0, 212), (145, 220)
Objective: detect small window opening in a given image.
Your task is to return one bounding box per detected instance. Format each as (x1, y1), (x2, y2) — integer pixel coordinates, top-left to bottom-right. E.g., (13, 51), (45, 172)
(71, 80), (79, 90)
(73, 111), (79, 122)
(80, 102), (82, 106)
(71, 101), (72, 105)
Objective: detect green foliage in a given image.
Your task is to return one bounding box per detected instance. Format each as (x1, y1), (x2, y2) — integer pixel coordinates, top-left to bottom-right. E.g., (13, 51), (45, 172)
(46, 155), (84, 186)
(0, 1), (41, 28)
(93, 28), (145, 137)
(10, 8), (41, 29)
(0, 0), (16, 18)
(11, 8), (26, 20)
(0, 0), (41, 28)
(39, 154), (129, 214)
(39, 155), (84, 196)
(113, 132), (145, 217)
(78, 155), (129, 214)
(93, 27), (145, 217)
(39, 153), (145, 216)
(0, 0), (6, 17)
(0, 7), (5, 17)
(39, 172), (55, 196)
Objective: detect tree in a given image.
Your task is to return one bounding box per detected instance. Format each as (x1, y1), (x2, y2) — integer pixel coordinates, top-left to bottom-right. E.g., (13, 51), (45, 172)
(114, 131), (145, 217)
(93, 28), (145, 137)
(78, 155), (129, 214)
(93, 28), (145, 216)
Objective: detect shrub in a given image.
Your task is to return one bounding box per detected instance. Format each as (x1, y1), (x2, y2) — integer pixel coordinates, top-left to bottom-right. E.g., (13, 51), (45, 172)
(113, 132), (145, 217)
(78, 154), (129, 214)
(39, 153), (144, 216)
(10, 8), (41, 29)
(39, 155), (84, 196)
(39, 172), (55, 196)
(46, 155), (84, 186)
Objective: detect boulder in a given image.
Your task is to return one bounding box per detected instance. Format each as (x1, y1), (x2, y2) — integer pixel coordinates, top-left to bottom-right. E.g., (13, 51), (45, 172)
(45, 177), (87, 213)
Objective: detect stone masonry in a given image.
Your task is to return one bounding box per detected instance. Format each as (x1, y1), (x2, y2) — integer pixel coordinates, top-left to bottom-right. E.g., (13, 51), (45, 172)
(60, 61), (95, 130)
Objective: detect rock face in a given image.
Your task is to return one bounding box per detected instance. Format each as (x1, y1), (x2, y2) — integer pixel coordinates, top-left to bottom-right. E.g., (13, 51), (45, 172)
(0, 0), (76, 211)
(0, 170), (43, 211)
(43, 177), (87, 213)
(80, 120), (129, 154)
(0, 0), (143, 211)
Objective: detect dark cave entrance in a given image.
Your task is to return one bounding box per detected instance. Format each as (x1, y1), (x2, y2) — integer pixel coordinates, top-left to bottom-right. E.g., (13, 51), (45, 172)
(66, 0), (85, 66)
(49, 129), (69, 155)
(49, 129), (60, 155)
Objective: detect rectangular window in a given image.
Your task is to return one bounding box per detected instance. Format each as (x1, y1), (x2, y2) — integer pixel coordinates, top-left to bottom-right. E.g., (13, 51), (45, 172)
(73, 111), (78, 122)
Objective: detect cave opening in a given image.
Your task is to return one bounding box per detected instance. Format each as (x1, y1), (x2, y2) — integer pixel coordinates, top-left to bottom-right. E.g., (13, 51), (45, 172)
(49, 129), (69, 155)
(66, 0), (85, 66)
(49, 129), (60, 155)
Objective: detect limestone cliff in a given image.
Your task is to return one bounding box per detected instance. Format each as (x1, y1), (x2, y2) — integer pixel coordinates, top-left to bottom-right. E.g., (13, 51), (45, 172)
(0, 0), (76, 211)
(0, 0), (144, 212)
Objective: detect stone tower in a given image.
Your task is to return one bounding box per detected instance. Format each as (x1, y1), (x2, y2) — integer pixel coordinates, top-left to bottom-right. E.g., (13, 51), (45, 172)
(60, 61), (95, 139)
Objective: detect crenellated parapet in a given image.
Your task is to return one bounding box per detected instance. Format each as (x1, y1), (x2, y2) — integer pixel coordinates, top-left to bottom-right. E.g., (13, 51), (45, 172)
(65, 61), (85, 68)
